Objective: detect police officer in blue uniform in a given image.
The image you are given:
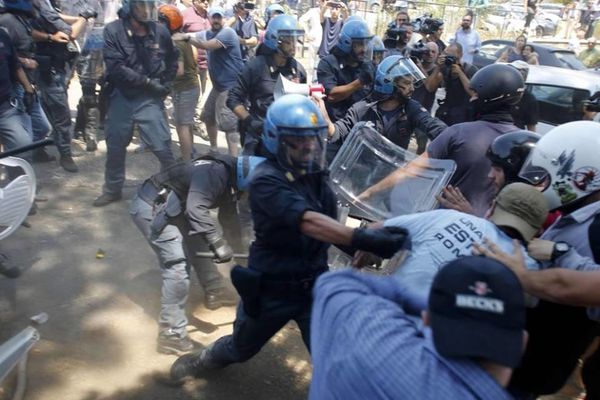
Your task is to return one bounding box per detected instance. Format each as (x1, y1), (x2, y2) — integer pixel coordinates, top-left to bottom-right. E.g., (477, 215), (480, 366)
(316, 19), (375, 161)
(131, 155), (264, 354)
(169, 94), (410, 381)
(227, 14), (307, 156)
(31, 0), (95, 172)
(94, 0), (178, 207)
(327, 55), (447, 150)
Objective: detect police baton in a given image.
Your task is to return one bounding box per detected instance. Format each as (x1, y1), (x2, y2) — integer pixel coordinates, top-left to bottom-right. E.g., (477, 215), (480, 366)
(0, 139), (54, 160)
(195, 252), (249, 260)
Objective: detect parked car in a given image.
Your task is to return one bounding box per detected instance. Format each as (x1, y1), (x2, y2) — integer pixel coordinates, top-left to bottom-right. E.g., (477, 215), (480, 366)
(482, 4), (558, 37)
(524, 65), (600, 134)
(473, 39), (595, 72)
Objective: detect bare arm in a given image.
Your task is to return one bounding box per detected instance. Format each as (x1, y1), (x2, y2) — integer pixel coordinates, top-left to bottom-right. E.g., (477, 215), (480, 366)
(16, 67), (34, 93)
(527, 123), (536, 131)
(424, 66), (443, 93)
(358, 152), (430, 201)
(454, 65), (475, 97)
(241, 36), (258, 47)
(68, 16), (88, 40)
(328, 80), (363, 103)
(320, 4), (328, 24)
(233, 104), (250, 120)
(474, 238), (600, 307)
(189, 36), (224, 50)
(300, 211), (354, 246)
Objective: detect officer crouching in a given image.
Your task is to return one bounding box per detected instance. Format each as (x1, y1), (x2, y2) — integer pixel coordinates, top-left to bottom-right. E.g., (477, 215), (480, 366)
(130, 155), (264, 354)
(169, 94), (410, 381)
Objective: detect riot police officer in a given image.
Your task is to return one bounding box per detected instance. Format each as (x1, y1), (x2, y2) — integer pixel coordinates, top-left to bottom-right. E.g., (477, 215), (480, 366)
(94, 0), (178, 207)
(328, 55), (447, 150)
(316, 19), (374, 160)
(72, 0), (121, 153)
(169, 94), (410, 381)
(131, 155), (264, 354)
(262, 3), (284, 28)
(31, 0), (95, 172)
(227, 14), (307, 156)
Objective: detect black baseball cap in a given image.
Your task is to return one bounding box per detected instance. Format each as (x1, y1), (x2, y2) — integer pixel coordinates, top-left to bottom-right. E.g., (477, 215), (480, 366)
(428, 256), (526, 368)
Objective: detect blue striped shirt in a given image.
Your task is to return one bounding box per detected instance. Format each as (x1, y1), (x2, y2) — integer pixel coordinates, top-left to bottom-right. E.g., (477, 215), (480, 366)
(310, 270), (514, 400)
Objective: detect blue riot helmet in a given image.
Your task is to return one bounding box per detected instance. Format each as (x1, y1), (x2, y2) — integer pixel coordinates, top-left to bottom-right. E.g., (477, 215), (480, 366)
(1, 0), (33, 13)
(373, 55), (425, 100)
(345, 15), (364, 23)
(263, 94), (329, 176)
(236, 156), (266, 191)
(122, 0), (158, 22)
(263, 15), (304, 58)
(366, 36), (386, 66)
(337, 19), (373, 61)
(264, 3), (285, 26)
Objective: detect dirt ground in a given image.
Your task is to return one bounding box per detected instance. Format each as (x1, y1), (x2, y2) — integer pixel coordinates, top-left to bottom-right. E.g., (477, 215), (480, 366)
(0, 81), (311, 400)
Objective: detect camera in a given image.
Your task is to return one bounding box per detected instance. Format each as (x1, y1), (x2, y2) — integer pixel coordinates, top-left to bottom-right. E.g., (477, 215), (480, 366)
(583, 98), (600, 112)
(416, 18), (444, 35)
(409, 42), (428, 61)
(384, 26), (407, 48)
(444, 55), (457, 66)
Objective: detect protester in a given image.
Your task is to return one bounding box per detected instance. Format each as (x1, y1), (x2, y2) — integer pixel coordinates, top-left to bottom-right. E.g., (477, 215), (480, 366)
(318, 0), (347, 58)
(474, 121), (600, 399)
(496, 35), (527, 63)
(231, 2), (258, 62)
(310, 256), (527, 399)
(182, 0), (211, 94)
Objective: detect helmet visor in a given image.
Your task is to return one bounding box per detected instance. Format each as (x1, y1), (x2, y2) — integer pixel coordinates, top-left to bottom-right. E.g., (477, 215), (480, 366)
(383, 57), (426, 86)
(351, 38), (372, 61)
(131, 1), (158, 22)
(519, 157), (551, 192)
(278, 128), (327, 175)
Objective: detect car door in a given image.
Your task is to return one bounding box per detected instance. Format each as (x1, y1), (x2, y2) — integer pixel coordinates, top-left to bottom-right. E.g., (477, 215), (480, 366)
(528, 83), (591, 134)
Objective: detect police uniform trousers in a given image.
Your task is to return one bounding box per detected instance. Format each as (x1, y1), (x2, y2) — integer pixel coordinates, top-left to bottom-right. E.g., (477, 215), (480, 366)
(129, 194), (224, 337)
(0, 98), (32, 157)
(37, 68), (72, 156)
(207, 287), (313, 366)
(103, 90), (176, 196)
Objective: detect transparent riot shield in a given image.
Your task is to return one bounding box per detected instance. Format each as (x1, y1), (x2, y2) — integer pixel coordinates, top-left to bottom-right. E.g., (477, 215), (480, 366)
(77, 26), (105, 82)
(329, 122), (456, 221)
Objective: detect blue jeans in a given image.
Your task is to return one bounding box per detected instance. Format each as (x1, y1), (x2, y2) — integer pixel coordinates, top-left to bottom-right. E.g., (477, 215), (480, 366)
(0, 100), (33, 159)
(37, 69), (72, 156)
(129, 195), (224, 337)
(14, 84), (51, 142)
(208, 292), (312, 365)
(103, 90), (176, 196)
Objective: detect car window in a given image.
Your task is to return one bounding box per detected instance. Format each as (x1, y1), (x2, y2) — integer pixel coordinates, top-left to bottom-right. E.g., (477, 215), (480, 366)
(553, 51), (587, 70)
(528, 84), (590, 125)
(479, 42), (507, 61)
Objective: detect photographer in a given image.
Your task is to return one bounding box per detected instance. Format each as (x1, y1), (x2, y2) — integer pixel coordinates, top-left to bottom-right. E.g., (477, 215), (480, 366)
(385, 22), (413, 57)
(318, 0), (347, 58)
(423, 18), (445, 53)
(412, 42), (440, 153)
(230, 2), (258, 62)
(433, 42), (478, 126)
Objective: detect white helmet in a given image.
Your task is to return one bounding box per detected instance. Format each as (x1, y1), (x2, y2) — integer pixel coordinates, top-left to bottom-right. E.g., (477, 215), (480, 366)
(518, 121), (600, 210)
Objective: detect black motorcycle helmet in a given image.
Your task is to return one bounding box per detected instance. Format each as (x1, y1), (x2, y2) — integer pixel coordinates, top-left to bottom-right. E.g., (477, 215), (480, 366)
(470, 64), (525, 112)
(486, 130), (541, 183)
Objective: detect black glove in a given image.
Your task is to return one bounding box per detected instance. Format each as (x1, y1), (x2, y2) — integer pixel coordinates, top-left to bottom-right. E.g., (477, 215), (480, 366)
(79, 8), (98, 19)
(23, 90), (36, 115)
(358, 64), (374, 86)
(351, 226), (411, 259)
(207, 237), (234, 263)
(145, 78), (170, 98)
(241, 115), (263, 136)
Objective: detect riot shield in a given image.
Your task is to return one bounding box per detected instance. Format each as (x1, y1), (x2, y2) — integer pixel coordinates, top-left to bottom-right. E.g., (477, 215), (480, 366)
(329, 122), (456, 221)
(77, 26), (105, 82)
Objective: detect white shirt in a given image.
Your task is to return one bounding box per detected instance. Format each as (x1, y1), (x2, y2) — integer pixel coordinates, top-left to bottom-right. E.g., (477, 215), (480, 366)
(453, 28), (481, 64)
(384, 209), (540, 299)
(299, 7), (323, 50)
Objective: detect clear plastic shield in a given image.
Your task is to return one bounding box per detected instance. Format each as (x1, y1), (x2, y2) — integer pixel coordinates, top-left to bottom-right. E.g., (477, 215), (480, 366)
(78, 26), (105, 81)
(329, 122), (456, 221)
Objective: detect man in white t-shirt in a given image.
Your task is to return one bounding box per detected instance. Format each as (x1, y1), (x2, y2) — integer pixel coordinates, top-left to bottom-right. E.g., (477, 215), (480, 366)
(379, 183), (548, 299)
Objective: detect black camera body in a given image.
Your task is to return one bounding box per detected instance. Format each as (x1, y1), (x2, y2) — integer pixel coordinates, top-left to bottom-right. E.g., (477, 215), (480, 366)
(444, 55), (458, 66)
(584, 98), (600, 112)
(409, 42), (428, 61)
(418, 18), (444, 35)
(384, 26), (408, 48)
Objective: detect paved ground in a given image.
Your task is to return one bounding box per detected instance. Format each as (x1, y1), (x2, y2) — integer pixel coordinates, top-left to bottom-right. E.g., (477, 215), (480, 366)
(0, 81), (311, 400)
